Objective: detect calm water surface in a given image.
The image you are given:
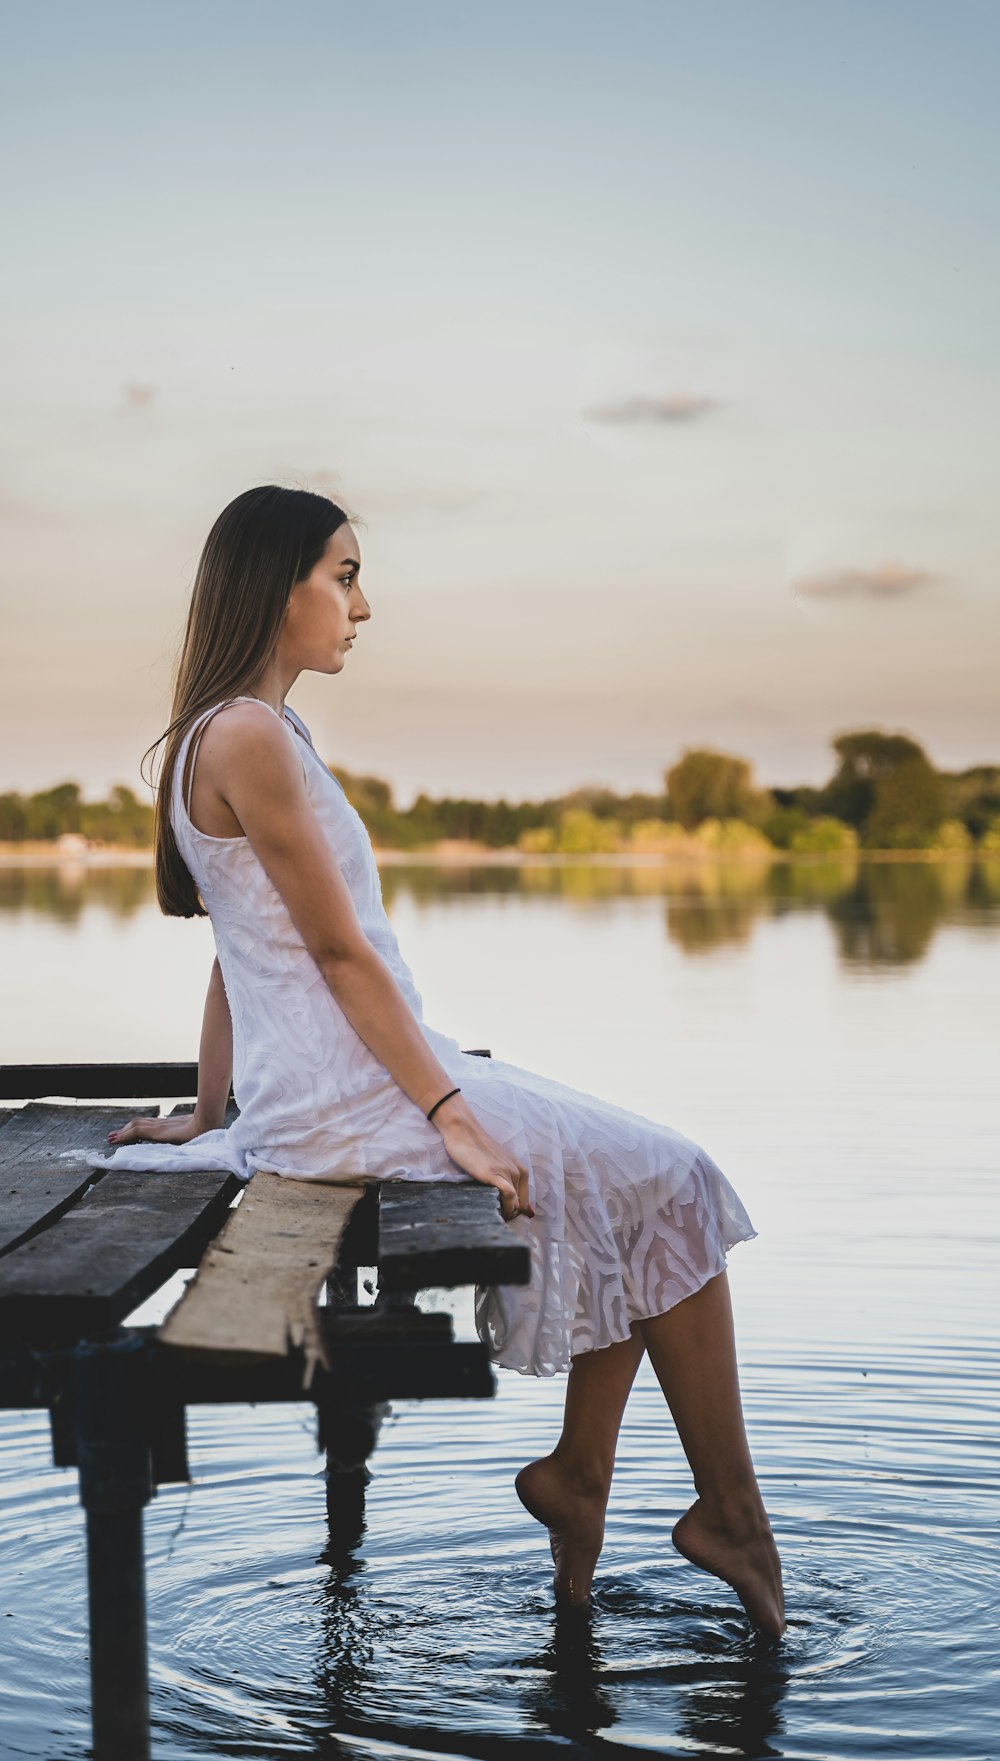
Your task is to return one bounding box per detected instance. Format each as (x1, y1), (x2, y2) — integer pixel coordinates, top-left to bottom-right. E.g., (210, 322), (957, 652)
(1, 857), (997, 1760)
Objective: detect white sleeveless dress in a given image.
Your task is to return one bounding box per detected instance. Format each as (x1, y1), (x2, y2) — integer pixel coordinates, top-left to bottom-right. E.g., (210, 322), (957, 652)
(93, 697), (756, 1376)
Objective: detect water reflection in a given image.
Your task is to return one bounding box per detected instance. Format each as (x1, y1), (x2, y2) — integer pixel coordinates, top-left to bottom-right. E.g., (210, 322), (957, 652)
(383, 856), (1000, 971)
(523, 1607), (617, 1743)
(3, 855), (999, 971)
(671, 1629), (789, 1759)
(313, 1556), (380, 1743)
(307, 1550), (791, 1761)
(0, 860), (154, 924)
(827, 863), (947, 966)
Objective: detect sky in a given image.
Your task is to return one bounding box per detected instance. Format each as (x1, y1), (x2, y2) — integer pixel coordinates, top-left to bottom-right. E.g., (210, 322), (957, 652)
(1, 0), (998, 807)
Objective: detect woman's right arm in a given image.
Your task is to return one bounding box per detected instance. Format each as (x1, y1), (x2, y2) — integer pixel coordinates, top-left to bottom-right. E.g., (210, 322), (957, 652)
(184, 703), (532, 1219)
(109, 955), (233, 1148)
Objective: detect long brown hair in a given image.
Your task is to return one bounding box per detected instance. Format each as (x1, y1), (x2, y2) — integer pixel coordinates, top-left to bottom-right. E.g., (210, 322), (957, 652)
(146, 485), (351, 917)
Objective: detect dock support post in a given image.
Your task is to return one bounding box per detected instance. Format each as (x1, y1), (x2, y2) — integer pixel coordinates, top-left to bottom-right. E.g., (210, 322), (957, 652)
(74, 1334), (154, 1761)
(322, 1265), (385, 1552)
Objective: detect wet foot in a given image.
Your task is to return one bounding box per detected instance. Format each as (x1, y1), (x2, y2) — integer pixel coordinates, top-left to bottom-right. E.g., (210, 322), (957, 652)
(515, 1455), (609, 1607)
(672, 1497), (785, 1640)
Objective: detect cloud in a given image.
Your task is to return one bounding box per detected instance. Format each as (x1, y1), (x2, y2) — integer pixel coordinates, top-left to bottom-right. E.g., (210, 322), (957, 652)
(794, 559), (936, 601)
(583, 392), (720, 425)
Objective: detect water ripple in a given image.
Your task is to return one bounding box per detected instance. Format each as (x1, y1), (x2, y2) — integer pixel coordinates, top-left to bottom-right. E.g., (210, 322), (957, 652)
(2, 1334), (997, 1761)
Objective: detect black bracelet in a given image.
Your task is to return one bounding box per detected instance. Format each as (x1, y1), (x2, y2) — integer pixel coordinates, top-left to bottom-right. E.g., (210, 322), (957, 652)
(426, 1086), (461, 1122)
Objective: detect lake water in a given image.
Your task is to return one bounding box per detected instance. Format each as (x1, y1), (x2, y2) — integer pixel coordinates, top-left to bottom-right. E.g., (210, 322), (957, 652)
(1, 856), (998, 1760)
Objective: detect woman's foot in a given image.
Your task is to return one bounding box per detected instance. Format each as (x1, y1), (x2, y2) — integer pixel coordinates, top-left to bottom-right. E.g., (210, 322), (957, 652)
(515, 1454), (609, 1606)
(672, 1497), (785, 1640)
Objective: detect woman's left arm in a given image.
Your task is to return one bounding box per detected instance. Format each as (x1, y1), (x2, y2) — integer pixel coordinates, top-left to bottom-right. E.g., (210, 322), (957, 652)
(107, 956), (233, 1146)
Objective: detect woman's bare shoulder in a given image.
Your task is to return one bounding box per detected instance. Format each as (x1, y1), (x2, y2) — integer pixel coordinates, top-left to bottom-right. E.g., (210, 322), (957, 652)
(194, 700), (302, 790)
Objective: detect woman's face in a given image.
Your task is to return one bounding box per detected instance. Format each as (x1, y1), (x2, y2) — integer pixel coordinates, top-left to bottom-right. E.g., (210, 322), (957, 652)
(283, 523), (371, 675)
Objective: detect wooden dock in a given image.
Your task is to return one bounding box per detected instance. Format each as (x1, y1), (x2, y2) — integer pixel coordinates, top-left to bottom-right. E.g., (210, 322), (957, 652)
(0, 1058), (531, 1761)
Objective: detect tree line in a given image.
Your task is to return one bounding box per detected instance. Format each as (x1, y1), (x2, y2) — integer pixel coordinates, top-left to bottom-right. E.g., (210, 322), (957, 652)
(0, 783), (153, 847)
(331, 730), (1000, 856)
(2, 730), (999, 855)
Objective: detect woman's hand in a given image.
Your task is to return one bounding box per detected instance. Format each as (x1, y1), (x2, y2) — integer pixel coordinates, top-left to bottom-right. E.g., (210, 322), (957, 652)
(431, 1094), (534, 1222)
(107, 1112), (219, 1149)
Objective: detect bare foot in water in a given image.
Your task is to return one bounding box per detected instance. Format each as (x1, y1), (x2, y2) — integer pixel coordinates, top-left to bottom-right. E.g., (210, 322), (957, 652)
(515, 1455), (609, 1606)
(672, 1498), (785, 1640)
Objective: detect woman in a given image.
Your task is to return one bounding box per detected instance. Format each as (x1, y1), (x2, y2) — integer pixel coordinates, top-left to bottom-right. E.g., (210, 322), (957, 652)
(102, 485), (784, 1637)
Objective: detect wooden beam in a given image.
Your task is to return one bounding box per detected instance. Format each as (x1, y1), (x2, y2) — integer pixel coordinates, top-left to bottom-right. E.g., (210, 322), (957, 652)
(0, 1102), (157, 1259)
(376, 1182), (532, 1292)
(0, 1049), (490, 1104)
(0, 1332), (496, 1413)
(158, 1172), (367, 1381)
(0, 1165), (240, 1346)
(0, 1063), (204, 1102)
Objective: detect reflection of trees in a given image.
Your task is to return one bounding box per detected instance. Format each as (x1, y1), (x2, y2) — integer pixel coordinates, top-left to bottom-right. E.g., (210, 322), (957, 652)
(0, 863), (155, 923)
(665, 864), (773, 956)
(380, 863), (526, 910)
(827, 861), (972, 966)
(970, 859), (1000, 908)
(662, 856), (983, 968)
(4, 854), (990, 975)
(769, 857), (859, 907)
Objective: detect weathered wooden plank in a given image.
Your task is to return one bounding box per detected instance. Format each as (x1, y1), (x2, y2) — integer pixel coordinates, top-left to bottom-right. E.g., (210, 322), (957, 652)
(158, 1172), (366, 1378)
(0, 1166), (240, 1346)
(0, 1063), (204, 1102)
(376, 1182), (532, 1292)
(0, 1102), (158, 1259)
(0, 1101), (159, 1173)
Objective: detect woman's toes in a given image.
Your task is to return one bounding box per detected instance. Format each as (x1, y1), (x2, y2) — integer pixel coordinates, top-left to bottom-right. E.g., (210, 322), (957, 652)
(515, 1455), (608, 1604)
(672, 1500), (785, 1640)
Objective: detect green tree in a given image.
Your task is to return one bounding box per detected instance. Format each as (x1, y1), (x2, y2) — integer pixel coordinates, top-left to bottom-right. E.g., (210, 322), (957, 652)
(95, 785), (154, 846)
(556, 809), (622, 853)
(665, 749), (764, 829)
(788, 816), (859, 856)
(940, 765), (1000, 838)
(0, 793), (27, 840)
(762, 806), (811, 850)
(821, 731), (928, 830)
(864, 756), (945, 849)
(25, 782), (82, 839)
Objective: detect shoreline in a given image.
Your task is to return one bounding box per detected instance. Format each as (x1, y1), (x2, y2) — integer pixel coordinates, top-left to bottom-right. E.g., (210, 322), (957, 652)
(0, 841), (989, 868)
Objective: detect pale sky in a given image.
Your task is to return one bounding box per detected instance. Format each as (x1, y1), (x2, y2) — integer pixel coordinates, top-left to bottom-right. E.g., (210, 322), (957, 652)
(2, 0), (998, 806)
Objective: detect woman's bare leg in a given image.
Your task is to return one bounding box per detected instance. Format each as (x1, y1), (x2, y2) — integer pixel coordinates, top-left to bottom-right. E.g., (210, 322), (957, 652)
(516, 1270), (784, 1638)
(637, 1269), (784, 1638)
(515, 1328), (645, 1604)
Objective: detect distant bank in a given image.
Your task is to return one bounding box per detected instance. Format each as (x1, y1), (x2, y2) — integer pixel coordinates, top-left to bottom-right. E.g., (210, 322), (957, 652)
(2, 728), (999, 861)
(0, 837), (996, 867)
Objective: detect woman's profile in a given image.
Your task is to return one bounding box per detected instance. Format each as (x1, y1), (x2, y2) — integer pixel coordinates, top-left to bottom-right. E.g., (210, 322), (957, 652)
(100, 484), (784, 1638)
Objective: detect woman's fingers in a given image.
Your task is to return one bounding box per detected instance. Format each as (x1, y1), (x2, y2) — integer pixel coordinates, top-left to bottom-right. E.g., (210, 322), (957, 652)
(494, 1175), (519, 1222)
(419, 1108), (533, 1222)
(482, 1160), (534, 1223)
